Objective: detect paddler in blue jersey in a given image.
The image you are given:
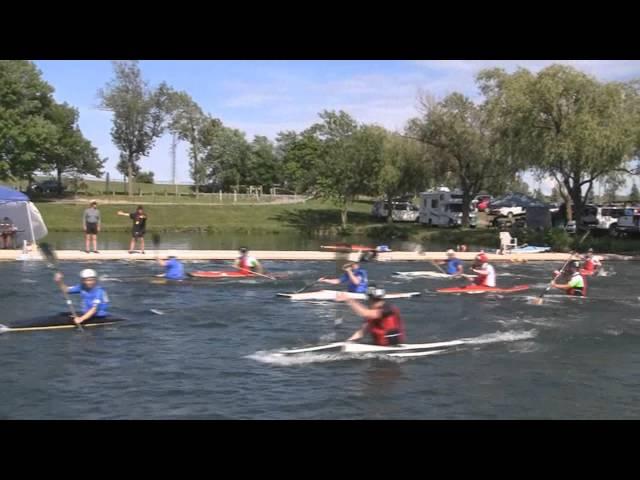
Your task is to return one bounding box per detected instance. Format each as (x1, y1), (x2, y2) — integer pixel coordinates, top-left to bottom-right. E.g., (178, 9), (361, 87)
(319, 260), (368, 293)
(157, 255), (185, 281)
(54, 269), (110, 325)
(436, 249), (464, 276)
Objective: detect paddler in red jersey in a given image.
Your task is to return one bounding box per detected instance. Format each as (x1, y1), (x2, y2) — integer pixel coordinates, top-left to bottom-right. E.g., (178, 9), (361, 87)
(581, 248), (602, 276)
(464, 252), (496, 287)
(234, 247), (264, 274)
(337, 286), (405, 346)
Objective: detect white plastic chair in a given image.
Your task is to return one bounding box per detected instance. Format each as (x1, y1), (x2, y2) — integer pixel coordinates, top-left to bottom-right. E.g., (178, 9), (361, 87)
(499, 232), (518, 252)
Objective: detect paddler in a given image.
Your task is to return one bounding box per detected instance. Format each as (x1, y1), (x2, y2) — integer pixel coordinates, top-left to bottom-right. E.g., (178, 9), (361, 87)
(54, 269), (110, 325)
(234, 247), (264, 274)
(157, 255), (185, 281)
(436, 249), (464, 276)
(337, 286), (405, 346)
(551, 260), (586, 297)
(319, 260), (368, 293)
(581, 248), (602, 275)
(464, 252), (496, 287)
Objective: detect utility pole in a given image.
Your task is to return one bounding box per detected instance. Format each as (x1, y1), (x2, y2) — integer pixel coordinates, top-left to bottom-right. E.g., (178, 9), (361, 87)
(171, 132), (178, 196)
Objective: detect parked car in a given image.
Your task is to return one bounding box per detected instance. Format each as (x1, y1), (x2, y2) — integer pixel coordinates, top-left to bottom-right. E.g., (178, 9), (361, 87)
(472, 195), (493, 212)
(565, 221), (577, 234)
(28, 180), (66, 194)
(372, 200), (420, 222)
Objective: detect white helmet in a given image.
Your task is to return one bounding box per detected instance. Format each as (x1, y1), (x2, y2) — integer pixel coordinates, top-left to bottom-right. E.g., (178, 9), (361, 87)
(80, 269), (97, 279)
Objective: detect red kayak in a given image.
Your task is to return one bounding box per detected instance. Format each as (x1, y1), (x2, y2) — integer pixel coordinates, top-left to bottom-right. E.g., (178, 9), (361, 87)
(321, 243), (376, 252)
(437, 284), (530, 294)
(188, 271), (255, 279)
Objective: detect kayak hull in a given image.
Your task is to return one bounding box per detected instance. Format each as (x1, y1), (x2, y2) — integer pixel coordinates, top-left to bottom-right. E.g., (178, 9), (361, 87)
(509, 245), (551, 254)
(188, 271), (254, 279)
(279, 338), (465, 355)
(437, 284), (530, 294)
(394, 271), (452, 279)
(1, 313), (125, 333)
(277, 290), (421, 301)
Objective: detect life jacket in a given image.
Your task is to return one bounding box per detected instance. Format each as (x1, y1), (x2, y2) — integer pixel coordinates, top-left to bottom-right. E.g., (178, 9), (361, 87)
(583, 258), (596, 273)
(238, 255), (255, 272)
(367, 305), (405, 346)
(567, 273), (587, 297)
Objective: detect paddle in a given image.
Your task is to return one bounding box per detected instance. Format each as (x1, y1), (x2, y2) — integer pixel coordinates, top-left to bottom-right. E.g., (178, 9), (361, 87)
(39, 242), (83, 332)
(431, 260), (446, 274)
(533, 254), (575, 306)
(230, 264), (276, 281)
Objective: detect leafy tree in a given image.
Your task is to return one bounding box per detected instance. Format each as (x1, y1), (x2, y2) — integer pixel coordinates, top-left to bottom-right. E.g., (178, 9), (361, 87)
(478, 64), (640, 224)
(0, 60), (57, 182)
(136, 171), (154, 184)
(98, 61), (170, 195)
(532, 188), (546, 202)
(276, 130), (322, 194)
(377, 132), (430, 223)
(199, 122), (251, 190)
(407, 93), (518, 226)
(42, 102), (105, 193)
(247, 135), (281, 189)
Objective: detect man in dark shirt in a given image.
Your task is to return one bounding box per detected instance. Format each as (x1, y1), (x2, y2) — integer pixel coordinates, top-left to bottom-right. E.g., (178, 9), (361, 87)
(117, 206), (147, 253)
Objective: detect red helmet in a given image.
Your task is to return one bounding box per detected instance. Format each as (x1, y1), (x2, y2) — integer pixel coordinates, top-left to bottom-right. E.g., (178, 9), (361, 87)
(477, 253), (489, 263)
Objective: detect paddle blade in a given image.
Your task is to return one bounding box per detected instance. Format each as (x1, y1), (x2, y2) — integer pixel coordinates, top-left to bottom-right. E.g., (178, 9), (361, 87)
(152, 233), (161, 249)
(39, 242), (58, 266)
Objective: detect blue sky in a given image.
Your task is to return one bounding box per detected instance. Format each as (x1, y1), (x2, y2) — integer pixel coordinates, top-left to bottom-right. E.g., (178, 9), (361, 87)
(34, 60), (640, 192)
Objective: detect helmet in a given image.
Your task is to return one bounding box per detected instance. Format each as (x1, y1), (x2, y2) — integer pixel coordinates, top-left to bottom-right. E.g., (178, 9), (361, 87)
(477, 253), (489, 263)
(80, 269), (97, 279)
(366, 285), (386, 300)
(446, 249), (455, 257)
(239, 247), (248, 254)
(569, 260), (581, 271)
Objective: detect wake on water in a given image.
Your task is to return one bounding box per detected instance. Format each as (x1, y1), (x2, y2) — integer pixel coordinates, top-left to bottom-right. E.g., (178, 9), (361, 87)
(247, 329), (538, 366)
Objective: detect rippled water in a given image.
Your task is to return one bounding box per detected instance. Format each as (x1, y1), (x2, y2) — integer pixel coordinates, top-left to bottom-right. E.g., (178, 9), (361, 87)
(1, 258), (639, 419)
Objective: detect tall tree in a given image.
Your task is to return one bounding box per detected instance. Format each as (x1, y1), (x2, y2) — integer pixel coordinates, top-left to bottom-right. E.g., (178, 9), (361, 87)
(42, 102), (105, 193)
(407, 93), (518, 226)
(276, 130), (322, 194)
(0, 60), (57, 182)
(602, 174), (626, 203)
(199, 122), (251, 191)
(377, 132), (430, 223)
(247, 135), (281, 189)
(478, 64), (640, 224)
(312, 111), (383, 227)
(98, 61), (170, 195)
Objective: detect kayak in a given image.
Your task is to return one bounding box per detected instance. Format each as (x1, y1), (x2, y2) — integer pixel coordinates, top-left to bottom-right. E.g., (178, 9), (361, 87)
(279, 338), (465, 356)
(436, 284), (530, 294)
(188, 271), (254, 279)
(394, 271), (453, 279)
(0, 313), (125, 333)
(277, 290), (421, 301)
(509, 245), (551, 254)
(320, 244), (391, 252)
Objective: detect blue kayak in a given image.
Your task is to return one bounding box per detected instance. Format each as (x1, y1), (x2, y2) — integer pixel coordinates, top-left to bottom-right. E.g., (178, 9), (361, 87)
(510, 245), (551, 254)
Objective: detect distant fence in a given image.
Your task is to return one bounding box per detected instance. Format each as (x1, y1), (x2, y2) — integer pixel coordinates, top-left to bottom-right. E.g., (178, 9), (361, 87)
(59, 191), (307, 205)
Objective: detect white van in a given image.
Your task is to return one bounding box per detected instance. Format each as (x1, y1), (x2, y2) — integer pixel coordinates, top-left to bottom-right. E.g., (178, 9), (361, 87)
(582, 205), (626, 233)
(371, 200), (419, 222)
(419, 188), (477, 227)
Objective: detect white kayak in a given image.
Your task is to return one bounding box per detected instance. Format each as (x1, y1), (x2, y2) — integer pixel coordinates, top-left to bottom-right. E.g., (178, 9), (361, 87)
(394, 271), (453, 279)
(277, 290), (421, 301)
(279, 338), (466, 355)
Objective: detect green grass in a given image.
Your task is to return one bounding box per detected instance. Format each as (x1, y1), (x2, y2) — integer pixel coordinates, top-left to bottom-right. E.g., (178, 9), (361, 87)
(35, 199), (374, 234)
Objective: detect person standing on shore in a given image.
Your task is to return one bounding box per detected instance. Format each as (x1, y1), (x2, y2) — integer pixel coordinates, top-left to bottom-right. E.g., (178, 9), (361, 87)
(83, 201), (101, 253)
(117, 206), (147, 254)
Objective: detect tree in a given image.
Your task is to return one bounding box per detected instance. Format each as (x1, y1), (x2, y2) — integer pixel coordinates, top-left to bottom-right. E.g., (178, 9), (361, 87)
(98, 61), (170, 195)
(377, 132), (430, 223)
(42, 102), (105, 193)
(478, 64), (640, 225)
(247, 135), (281, 189)
(602, 174), (625, 203)
(166, 90), (206, 192)
(407, 93), (519, 226)
(276, 130), (322, 194)
(0, 60), (57, 181)
(136, 171), (154, 184)
(630, 182), (640, 204)
(199, 122), (251, 191)
(311, 111), (383, 227)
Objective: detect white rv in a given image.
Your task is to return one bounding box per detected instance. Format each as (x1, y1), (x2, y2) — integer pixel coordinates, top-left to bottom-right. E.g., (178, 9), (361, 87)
(419, 188), (477, 227)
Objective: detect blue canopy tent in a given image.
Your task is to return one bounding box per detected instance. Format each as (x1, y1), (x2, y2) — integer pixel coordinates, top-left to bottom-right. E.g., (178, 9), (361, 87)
(0, 186), (48, 246)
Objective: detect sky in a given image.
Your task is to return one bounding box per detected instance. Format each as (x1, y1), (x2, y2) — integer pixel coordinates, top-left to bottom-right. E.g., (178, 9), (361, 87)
(34, 60), (640, 193)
